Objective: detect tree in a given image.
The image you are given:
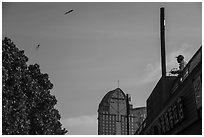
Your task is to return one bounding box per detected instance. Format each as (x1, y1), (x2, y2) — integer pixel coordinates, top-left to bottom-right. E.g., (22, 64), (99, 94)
(2, 37), (68, 135)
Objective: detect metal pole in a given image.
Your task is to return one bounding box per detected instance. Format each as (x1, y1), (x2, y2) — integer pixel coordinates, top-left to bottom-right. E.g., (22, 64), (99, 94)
(126, 94), (130, 135)
(160, 7), (166, 77)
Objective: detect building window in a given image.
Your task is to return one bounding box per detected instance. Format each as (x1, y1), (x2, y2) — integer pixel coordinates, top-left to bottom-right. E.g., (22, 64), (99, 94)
(172, 104), (179, 125)
(168, 107), (174, 129)
(177, 97), (184, 121)
(164, 112), (170, 131)
(193, 75), (202, 109)
(160, 115), (165, 134)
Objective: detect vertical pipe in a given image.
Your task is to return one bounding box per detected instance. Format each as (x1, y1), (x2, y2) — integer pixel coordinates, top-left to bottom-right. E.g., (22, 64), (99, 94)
(126, 94), (130, 135)
(160, 7), (166, 77)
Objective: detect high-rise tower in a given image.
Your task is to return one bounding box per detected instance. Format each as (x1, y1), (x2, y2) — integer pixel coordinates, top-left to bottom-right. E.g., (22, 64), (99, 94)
(97, 88), (146, 135)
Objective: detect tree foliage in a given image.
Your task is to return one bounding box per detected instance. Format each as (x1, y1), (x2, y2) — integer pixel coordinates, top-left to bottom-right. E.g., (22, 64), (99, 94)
(2, 37), (68, 135)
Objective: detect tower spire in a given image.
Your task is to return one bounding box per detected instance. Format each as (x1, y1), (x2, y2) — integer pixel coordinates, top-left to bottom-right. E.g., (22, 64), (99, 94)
(118, 80), (120, 88)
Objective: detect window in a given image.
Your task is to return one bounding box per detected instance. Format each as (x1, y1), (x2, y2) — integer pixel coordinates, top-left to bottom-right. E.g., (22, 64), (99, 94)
(172, 104), (179, 125)
(193, 76), (202, 109)
(177, 98), (184, 121)
(164, 112), (170, 131)
(160, 115), (165, 134)
(157, 122), (162, 135)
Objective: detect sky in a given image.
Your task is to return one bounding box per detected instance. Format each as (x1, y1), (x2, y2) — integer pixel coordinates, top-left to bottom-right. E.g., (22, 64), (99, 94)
(2, 2), (202, 135)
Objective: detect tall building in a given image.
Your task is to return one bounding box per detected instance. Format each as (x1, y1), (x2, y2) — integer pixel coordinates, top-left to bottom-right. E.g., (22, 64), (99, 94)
(97, 88), (146, 135)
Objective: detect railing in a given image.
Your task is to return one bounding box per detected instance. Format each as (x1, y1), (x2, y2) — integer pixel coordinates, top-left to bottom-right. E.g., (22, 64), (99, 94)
(170, 65), (189, 94)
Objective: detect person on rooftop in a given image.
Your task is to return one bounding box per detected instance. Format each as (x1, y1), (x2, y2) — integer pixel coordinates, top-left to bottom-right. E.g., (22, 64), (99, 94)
(170, 55), (188, 74)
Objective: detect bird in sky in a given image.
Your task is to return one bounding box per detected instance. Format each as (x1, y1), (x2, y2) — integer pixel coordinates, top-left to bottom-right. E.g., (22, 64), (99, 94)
(36, 44), (40, 50)
(65, 10), (74, 15)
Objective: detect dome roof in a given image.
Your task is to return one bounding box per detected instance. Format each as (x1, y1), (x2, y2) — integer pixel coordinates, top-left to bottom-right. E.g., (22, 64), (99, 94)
(98, 88), (126, 112)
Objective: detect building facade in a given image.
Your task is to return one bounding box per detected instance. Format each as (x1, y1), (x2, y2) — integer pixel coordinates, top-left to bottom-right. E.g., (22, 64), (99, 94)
(97, 88), (146, 135)
(135, 46), (202, 135)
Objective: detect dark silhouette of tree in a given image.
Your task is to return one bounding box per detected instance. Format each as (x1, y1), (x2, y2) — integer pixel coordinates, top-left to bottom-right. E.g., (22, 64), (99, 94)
(2, 37), (68, 135)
